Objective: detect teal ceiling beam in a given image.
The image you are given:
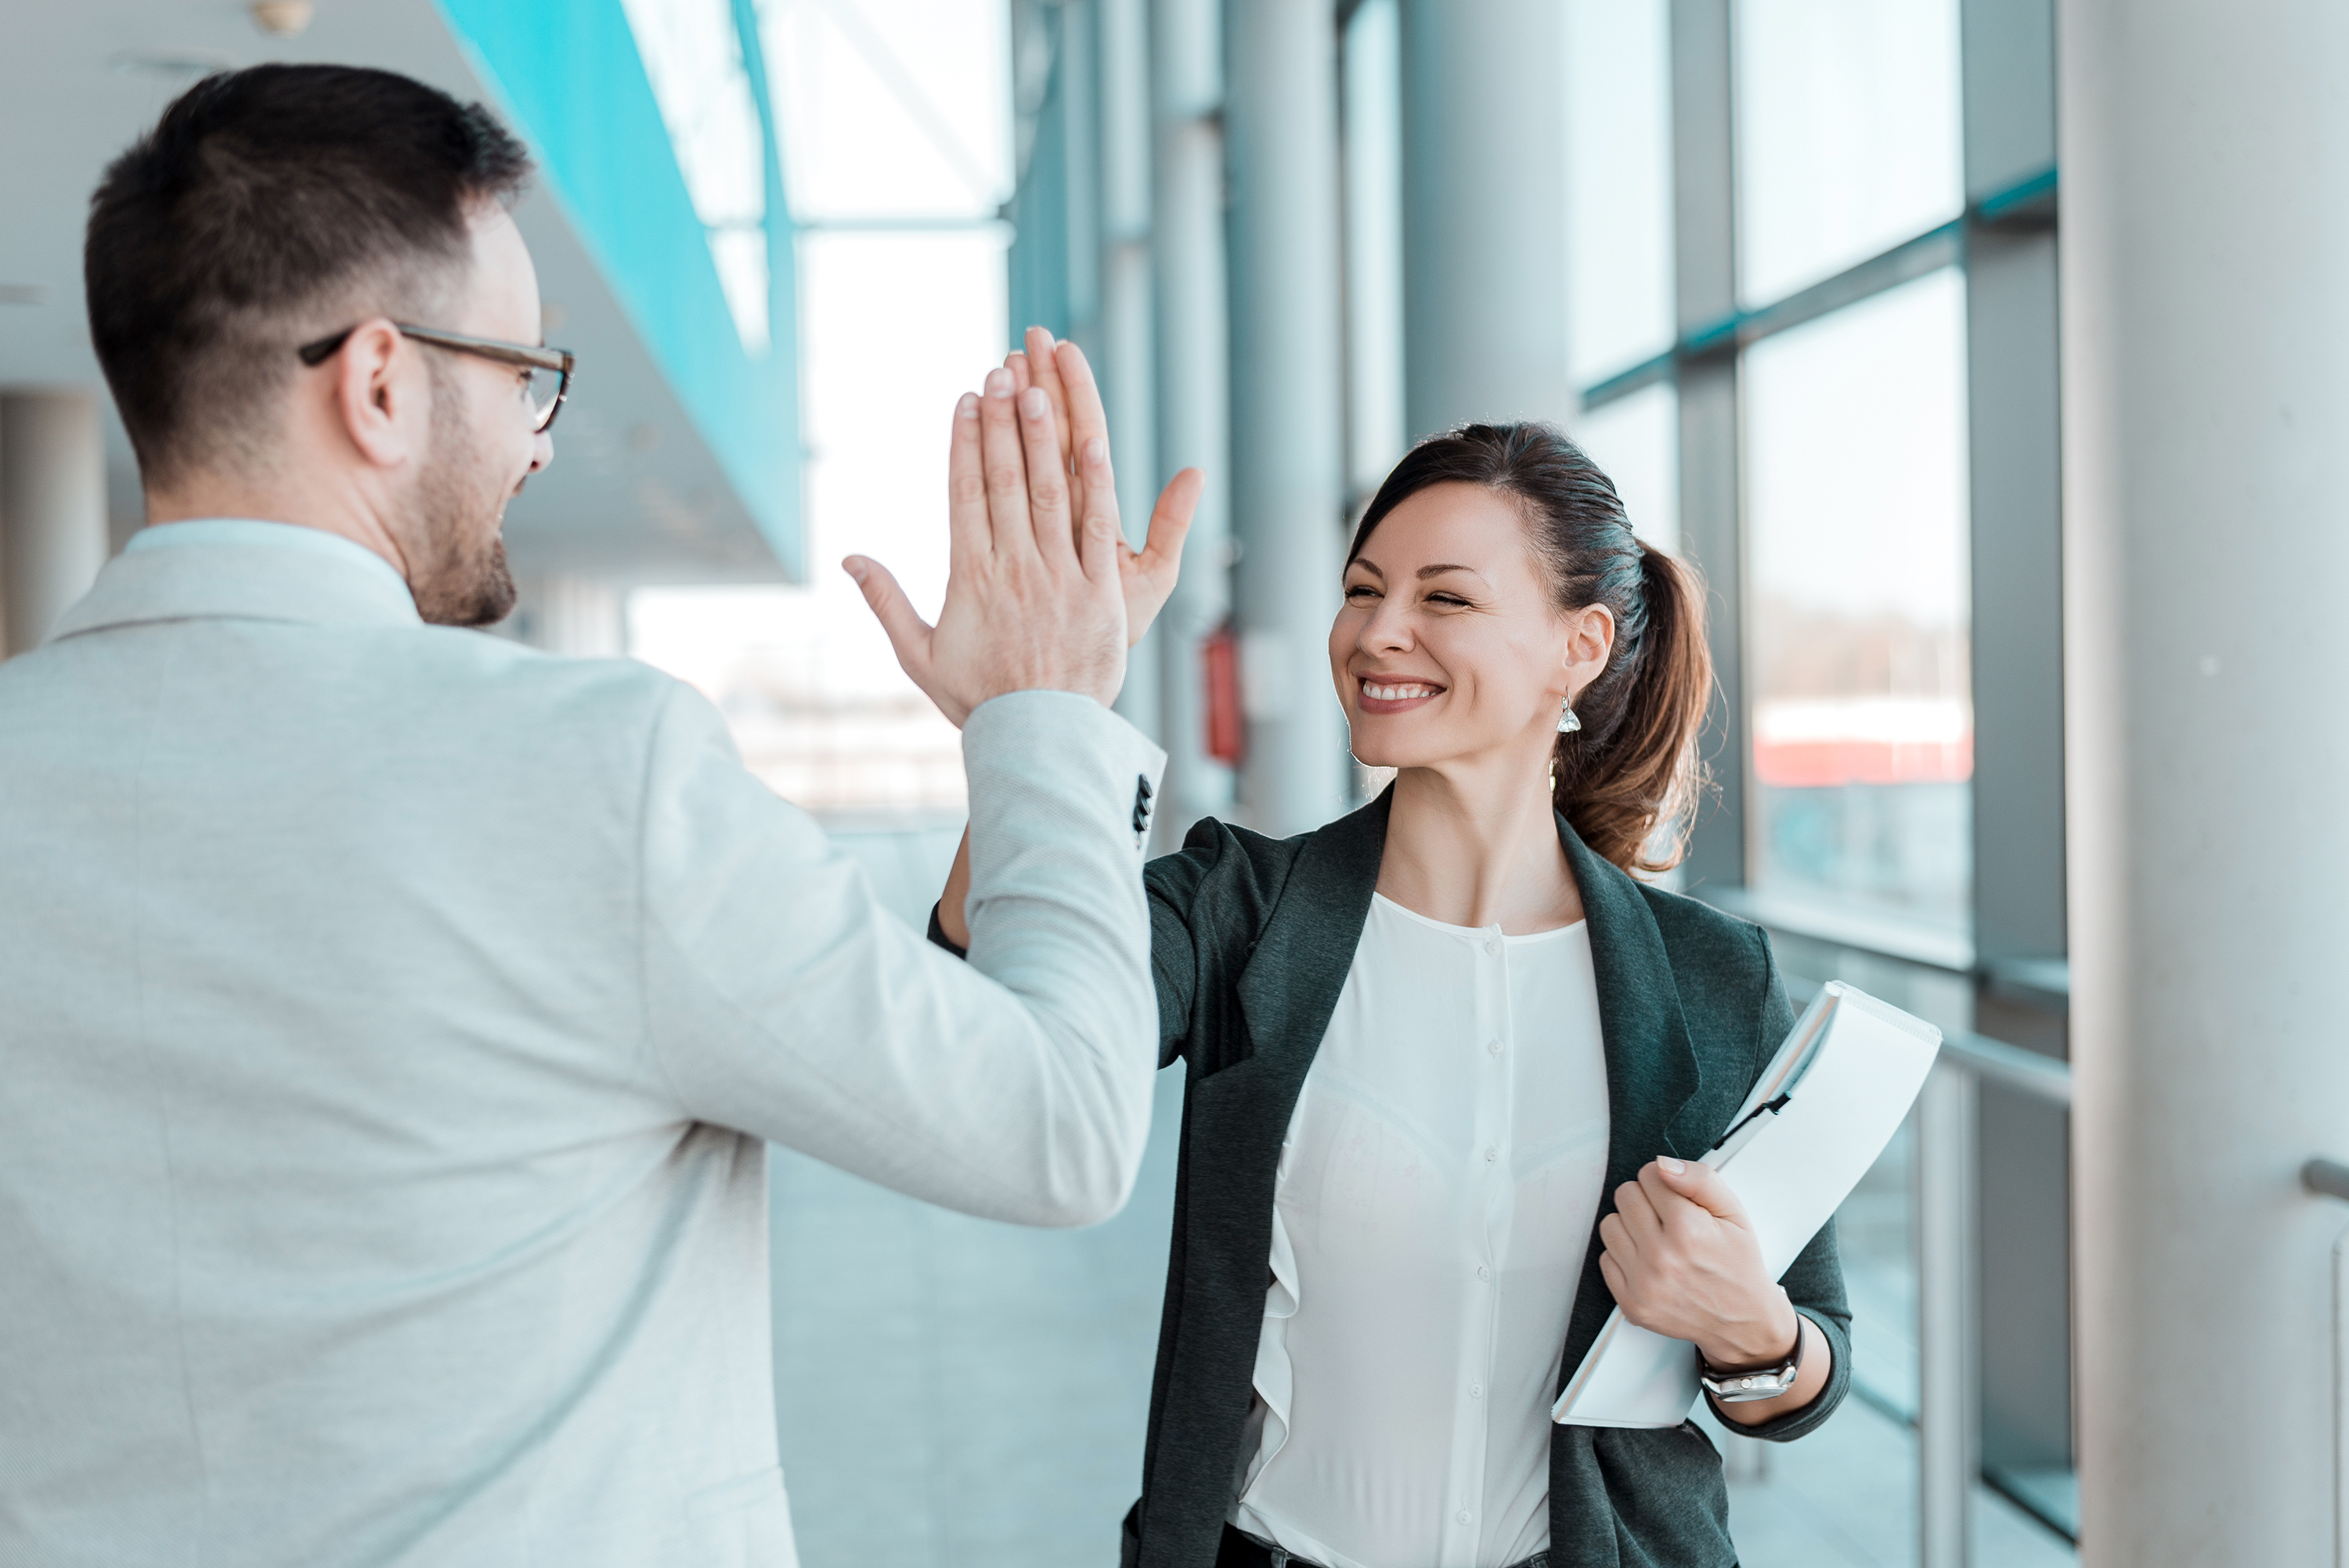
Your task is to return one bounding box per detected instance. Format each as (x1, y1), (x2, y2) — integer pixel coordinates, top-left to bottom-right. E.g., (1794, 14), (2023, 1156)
(434, 0), (803, 579)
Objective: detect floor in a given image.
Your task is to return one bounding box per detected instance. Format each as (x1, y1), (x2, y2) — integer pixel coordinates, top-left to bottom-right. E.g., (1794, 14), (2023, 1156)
(766, 825), (2079, 1566)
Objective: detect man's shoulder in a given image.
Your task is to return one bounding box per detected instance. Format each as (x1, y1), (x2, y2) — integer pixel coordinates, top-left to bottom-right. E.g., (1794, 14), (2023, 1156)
(399, 630), (698, 733)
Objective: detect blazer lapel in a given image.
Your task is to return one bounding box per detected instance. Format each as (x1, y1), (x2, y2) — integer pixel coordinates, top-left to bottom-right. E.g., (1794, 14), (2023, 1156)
(1561, 814), (1704, 1181)
(1232, 788), (1390, 1096)
(1556, 815), (1708, 1387)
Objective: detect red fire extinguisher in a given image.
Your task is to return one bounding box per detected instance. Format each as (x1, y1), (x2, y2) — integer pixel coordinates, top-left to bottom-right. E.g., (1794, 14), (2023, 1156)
(1203, 622), (1244, 766)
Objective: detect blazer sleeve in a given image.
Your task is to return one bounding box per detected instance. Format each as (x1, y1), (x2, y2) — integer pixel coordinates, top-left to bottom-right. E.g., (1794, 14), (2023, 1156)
(929, 834), (1204, 1073)
(1713, 927), (1855, 1442)
(1142, 820), (1238, 1071)
(635, 683), (1168, 1229)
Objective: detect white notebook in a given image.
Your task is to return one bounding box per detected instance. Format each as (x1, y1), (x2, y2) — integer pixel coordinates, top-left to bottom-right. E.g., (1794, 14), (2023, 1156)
(1552, 981), (1943, 1429)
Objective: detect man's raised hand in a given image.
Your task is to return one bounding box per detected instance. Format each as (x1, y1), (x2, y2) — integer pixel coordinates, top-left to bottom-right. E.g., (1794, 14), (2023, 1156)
(843, 364), (1125, 726)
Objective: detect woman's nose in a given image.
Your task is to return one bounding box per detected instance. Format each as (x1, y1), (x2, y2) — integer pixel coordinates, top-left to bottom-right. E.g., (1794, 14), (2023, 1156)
(1359, 602), (1414, 653)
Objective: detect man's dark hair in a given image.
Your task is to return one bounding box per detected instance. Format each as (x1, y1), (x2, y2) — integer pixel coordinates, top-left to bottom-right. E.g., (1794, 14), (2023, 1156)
(85, 64), (533, 487)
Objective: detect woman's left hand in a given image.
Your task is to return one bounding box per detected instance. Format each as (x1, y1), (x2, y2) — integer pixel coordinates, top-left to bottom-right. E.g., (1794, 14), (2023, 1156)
(1597, 1155), (1799, 1372)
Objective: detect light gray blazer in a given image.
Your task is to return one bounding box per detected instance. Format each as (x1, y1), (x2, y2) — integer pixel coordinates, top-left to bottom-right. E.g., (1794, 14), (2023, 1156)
(0, 522), (1167, 1568)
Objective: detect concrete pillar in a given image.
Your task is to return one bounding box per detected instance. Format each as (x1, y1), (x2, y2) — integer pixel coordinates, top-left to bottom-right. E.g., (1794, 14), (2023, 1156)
(2062, 2), (2349, 1561)
(1099, 0), (1163, 744)
(1222, 0), (1348, 837)
(1397, 0), (1571, 439)
(523, 574), (625, 657)
(0, 392), (110, 656)
(1149, 0), (1236, 841)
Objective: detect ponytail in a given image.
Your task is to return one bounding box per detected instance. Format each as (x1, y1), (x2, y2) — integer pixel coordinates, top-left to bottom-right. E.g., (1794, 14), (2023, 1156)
(1348, 423), (1713, 875)
(1550, 540), (1712, 874)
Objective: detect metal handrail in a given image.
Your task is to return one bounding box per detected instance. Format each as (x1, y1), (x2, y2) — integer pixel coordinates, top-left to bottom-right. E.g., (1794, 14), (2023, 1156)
(2306, 1159), (2349, 1203)
(2304, 1160), (2349, 1568)
(1778, 971), (2075, 1563)
(1943, 1031), (2072, 1106)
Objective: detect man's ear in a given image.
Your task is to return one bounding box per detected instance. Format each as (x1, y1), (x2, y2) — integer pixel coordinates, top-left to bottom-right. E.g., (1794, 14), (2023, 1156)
(330, 318), (426, 471)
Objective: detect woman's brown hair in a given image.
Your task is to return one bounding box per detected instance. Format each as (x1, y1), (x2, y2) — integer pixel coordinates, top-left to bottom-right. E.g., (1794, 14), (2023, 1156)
(1347, 421), (1713, 874)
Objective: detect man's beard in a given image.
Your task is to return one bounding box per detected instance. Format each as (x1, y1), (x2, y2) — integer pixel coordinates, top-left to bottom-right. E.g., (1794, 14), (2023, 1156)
(406, 366), (520, 628)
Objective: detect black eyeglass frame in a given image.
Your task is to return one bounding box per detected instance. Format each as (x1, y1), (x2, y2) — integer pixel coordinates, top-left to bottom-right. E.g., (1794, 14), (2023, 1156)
(298, 322), (576, 434)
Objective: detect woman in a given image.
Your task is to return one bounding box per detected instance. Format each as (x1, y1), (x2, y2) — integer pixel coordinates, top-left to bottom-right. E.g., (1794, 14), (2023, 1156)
(926, 333), (1849, 1568)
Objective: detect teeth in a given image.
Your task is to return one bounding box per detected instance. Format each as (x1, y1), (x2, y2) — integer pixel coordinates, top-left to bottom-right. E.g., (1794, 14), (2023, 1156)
(1363, 681), (1438, 701)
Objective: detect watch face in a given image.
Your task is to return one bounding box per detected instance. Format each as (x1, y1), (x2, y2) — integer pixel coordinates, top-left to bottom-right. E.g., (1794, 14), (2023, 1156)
(1708, 1369), (1793, 1400)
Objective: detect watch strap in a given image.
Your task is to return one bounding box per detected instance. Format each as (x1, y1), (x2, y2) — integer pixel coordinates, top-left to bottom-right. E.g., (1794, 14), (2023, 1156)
(1698, 1318), (1805, 1403)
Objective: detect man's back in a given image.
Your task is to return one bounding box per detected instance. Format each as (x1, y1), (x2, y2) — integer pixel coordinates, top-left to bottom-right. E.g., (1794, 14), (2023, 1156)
(0, 528), (1164, 1565)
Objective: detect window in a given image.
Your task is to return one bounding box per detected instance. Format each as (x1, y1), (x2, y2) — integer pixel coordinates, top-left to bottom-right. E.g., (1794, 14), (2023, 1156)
(1733, 0), (1964, 306)
(1743, 268), (1972, 935)
(1564, 0), (1676, 386)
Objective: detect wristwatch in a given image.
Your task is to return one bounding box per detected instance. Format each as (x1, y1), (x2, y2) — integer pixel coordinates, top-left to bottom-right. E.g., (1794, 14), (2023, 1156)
(1698, 1321), (1805, 1404)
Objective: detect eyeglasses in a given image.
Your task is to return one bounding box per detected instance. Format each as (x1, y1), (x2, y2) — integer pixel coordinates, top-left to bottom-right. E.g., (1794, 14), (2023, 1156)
(298, 322), (576, 434)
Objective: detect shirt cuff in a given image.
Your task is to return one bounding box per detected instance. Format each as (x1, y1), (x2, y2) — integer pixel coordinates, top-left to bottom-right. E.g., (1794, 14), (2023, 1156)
(926, 901), (969, 959)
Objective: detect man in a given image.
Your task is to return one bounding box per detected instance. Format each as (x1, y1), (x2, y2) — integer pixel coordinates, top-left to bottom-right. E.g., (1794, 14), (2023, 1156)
(0, 64), (1190, 1566)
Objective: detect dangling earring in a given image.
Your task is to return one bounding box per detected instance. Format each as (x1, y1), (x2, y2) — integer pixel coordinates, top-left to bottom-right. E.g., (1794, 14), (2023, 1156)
(1557, 693), (1581, 735)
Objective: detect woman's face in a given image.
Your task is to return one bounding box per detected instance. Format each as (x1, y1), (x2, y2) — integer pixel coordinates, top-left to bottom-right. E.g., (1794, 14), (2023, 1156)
(1330, 481), (1611, 773)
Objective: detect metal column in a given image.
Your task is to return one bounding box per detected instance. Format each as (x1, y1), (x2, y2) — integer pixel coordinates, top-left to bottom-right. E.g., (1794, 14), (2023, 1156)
(1961, 0), (2074, 1519)
(1395, 0), (1571, 438)
(521, 575), (625, 657)
(2062, 0), (2349, 1559)
(1149, 0), (1235, 842)
(1098, 0), (1162, 744)
(1666, 0), (1746, 894)
(0, 391), (109, 656)
(1916, 1062), (1981, 1568)
(1222, 0), (1348, 836)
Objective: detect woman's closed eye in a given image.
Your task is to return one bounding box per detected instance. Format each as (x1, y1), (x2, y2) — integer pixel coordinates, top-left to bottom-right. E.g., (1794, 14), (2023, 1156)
(1344, 583), (1382, 604)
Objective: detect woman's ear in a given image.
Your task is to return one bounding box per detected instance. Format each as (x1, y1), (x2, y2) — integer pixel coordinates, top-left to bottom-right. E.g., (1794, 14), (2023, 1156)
(1563, 603), (1616, 694)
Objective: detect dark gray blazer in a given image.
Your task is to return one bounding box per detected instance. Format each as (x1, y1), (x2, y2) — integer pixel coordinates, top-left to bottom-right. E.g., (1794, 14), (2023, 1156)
(1119, 788), (1853, 1568)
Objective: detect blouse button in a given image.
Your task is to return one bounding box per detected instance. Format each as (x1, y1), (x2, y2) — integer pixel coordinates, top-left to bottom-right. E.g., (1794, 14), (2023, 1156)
(1476, 1264), (1492, 1281)
(1487, 1039), (1504, 1055)
(1470, 1382), (1484, 1399)
(1457, 1509), (1473, 1526)
(1485, 1146), (1499, 1162)
(1482, 938), (1500, 956)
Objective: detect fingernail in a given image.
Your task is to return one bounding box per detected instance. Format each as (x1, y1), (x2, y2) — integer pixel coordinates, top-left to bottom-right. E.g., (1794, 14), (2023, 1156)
(1021, 387), (1048, 419)
(1657, 1155), (1685, 1174)
(841, 557), (866, 582)
(984, 368), (1012, 398)
(1083, 436), (1107, 467)
(957, 393), (980, 419)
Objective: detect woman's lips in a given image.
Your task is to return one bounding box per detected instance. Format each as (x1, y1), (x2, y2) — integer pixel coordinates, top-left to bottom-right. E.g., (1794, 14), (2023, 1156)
(1355, 677), (1445, 714)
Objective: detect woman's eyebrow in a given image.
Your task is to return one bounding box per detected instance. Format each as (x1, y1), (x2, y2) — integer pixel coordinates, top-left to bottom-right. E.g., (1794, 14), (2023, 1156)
(1416, 563), (1484, 580)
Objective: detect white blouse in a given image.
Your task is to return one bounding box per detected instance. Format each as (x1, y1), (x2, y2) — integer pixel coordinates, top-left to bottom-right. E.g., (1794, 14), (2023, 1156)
(1229, 893), (1612, 1568)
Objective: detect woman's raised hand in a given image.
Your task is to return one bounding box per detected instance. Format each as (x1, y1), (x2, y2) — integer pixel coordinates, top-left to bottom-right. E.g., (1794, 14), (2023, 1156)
(842, 362), (1128, 725)
(1005, 326), (1201, 648)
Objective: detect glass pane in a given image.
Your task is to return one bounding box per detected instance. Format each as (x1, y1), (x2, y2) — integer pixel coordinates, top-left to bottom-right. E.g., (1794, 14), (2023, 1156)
(1744, 269), (1970, 935)
(1571, 383), (1679, 557)
(1342, 0), (1406, 499)
(1734, 0), (1962, 307)
(1564, 0), (1675, 386)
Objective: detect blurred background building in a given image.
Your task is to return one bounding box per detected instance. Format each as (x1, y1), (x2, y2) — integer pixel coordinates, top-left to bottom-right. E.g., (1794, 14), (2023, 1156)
(6, 1), (2346, 1565)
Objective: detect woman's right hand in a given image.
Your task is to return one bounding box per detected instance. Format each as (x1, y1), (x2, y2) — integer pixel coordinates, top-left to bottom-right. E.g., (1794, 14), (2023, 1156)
(1004, 326), (1201, 647)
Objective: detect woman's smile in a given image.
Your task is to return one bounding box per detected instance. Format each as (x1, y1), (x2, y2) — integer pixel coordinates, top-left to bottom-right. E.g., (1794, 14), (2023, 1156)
(1355, 676), (1446, 713)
